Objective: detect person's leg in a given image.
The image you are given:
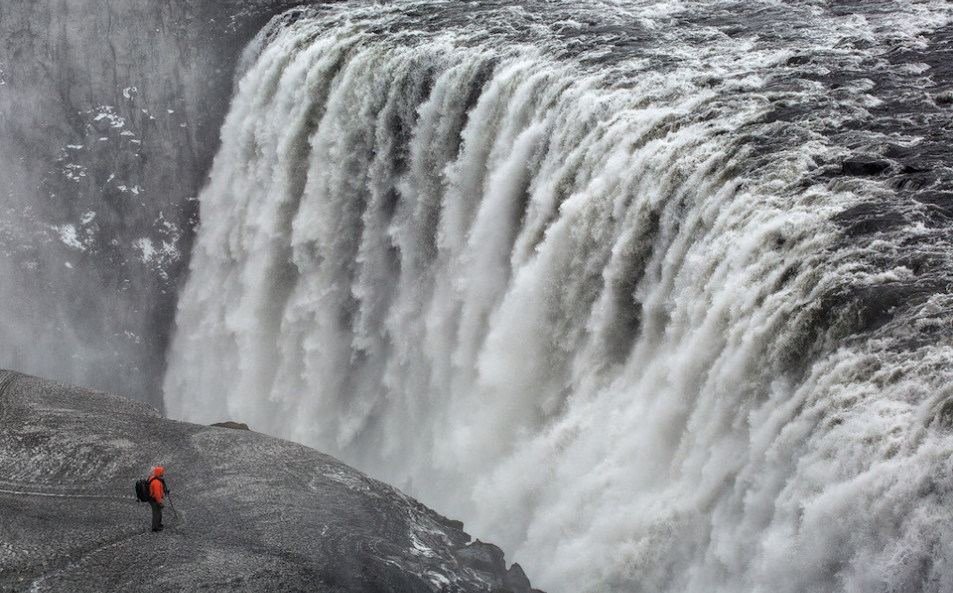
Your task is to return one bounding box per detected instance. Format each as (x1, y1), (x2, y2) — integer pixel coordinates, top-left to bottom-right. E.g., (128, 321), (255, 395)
(150, 501), (163, 531)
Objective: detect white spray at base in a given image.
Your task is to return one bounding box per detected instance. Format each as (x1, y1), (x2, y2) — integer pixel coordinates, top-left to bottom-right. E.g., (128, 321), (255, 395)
(165, 2), (953, 591)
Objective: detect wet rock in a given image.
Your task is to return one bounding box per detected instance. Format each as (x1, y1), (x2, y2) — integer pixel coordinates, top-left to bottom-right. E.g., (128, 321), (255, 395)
(456, 541), (508, 578)
(504, 563), (535, 592)
(0, 370), (543, 593)
(832, 202), (907, 237)
(785, 54), (811, 66)
(841, 158), (891, 176)
(210, 421), (250, 430)
(933, 90), (953, 105)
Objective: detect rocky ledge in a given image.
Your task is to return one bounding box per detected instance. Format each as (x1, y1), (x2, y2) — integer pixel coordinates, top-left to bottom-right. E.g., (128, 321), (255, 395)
(0, 370), (541, 593)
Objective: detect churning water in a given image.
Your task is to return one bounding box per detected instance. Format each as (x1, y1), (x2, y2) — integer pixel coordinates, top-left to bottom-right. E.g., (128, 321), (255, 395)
(164, 1), (953, 590)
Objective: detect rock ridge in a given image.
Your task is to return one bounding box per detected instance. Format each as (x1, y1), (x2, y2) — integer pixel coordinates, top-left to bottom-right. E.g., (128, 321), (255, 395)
(0, 370), (543, 593)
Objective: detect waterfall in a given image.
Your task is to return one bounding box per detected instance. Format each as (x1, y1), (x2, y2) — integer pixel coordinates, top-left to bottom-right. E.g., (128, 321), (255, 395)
(165, 1), (953, 591)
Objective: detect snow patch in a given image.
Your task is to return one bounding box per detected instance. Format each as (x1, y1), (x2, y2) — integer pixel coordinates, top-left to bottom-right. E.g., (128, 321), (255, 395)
(409, 532), (437, 558)
(54, 225), (85, 251)
(62, 163), (87, 182)
(133, 238), (156, 263)
(90, 106), (126, 129)
(425, 572), (452, 588)
(117, 185), (143, 195)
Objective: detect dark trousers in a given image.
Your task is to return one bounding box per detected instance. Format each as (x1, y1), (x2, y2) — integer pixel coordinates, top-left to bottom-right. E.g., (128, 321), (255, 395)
(149, 500), (163, 530)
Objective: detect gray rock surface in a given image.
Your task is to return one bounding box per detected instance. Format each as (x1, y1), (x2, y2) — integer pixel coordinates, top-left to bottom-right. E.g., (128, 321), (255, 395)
(0, 370), (542, 593)
(0, 0), (314, 405)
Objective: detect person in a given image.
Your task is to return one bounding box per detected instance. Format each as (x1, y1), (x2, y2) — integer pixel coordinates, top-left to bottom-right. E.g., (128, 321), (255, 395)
(148, 467), (170, 532)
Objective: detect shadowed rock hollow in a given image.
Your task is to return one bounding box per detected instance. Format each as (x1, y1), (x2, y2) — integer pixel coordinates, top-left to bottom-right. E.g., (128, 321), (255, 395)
(0, 370), (541, 592)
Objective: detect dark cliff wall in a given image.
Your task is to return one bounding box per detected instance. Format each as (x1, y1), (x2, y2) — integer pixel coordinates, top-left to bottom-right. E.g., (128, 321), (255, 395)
(0, 0), (311, 405)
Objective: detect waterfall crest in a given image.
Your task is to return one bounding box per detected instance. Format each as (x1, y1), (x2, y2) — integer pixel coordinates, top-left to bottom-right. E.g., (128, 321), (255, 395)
(165, 2), (953, 591)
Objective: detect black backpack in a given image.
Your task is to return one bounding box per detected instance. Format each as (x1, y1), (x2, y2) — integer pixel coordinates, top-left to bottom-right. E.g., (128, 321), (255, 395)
(135, 476), (155, 502)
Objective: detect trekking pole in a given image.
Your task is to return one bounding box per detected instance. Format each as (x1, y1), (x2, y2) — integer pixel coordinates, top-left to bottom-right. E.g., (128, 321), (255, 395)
(166, 492), (179, 521)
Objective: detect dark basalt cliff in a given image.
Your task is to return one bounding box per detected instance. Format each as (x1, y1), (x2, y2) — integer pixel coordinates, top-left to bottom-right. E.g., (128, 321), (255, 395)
(0, 0), (319, 406)
(0, 370), (541, 592)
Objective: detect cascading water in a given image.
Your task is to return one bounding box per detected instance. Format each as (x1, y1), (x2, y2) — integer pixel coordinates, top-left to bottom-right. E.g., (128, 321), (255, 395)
(164, 1), (953, 591)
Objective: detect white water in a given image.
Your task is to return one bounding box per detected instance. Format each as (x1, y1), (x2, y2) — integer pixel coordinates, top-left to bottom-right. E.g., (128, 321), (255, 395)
(165, 2), (953, 591)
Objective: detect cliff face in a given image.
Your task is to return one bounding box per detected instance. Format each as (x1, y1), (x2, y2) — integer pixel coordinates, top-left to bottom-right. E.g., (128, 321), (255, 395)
(0, 0), (308, 405)
(0, 369), (541, 592)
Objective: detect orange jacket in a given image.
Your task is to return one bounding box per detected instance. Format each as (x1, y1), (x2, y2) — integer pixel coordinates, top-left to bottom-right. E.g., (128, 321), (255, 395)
(149, 467), (165, 504)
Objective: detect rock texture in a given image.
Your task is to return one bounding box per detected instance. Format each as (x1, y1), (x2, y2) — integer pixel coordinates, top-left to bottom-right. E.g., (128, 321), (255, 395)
(0, 0), (315, 406)
(0, 370), (542, 593)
